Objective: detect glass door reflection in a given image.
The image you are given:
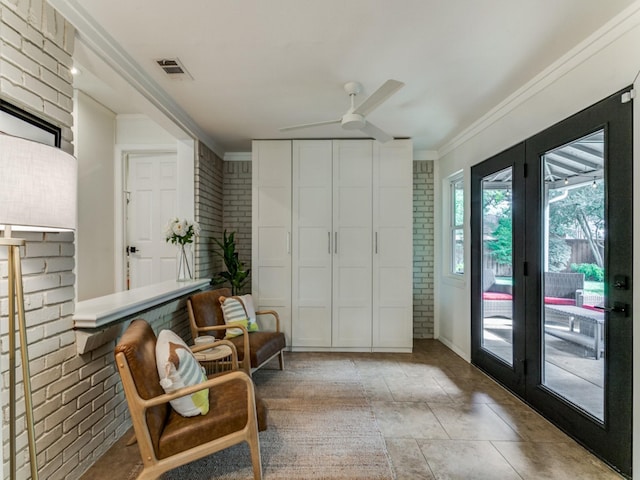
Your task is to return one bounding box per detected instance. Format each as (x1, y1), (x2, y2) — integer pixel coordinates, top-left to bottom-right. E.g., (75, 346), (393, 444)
(541, 130), (605, 421)
(481, 167), (513, 365)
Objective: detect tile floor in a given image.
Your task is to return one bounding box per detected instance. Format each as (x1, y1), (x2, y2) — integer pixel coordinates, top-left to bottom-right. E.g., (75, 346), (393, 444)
(81, 339), (623, 480)
(356, 340), (622, 479)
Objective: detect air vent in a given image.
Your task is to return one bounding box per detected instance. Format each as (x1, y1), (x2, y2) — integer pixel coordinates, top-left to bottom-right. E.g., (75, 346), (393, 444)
(155, 58), (193, 80)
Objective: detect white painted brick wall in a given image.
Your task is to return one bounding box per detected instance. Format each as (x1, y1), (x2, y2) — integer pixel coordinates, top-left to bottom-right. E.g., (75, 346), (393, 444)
(1, 0), (74, 152)
(223, 161), (252, 293)
(413, 161), (435, 338)
(194, 141), (224, 280)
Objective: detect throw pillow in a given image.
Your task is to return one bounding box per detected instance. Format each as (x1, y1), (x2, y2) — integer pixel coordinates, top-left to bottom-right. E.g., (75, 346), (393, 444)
(155, 329), (209, 417)
(219, 295), (259, 336)
(239, 294), (259, 332)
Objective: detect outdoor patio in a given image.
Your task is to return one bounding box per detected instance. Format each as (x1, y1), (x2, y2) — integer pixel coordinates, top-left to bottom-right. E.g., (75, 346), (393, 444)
(483, 319), (604, 420)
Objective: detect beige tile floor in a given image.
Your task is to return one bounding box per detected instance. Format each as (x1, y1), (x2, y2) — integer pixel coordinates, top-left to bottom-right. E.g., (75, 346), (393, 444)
(357, 340), (622, 480)
(81, 339), (623, 480)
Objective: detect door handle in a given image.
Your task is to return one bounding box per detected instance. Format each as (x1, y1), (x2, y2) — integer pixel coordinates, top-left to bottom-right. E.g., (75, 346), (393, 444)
(126, 246), (139, 255)
(594, 302), (628, 316)
(328, 231), (331, 254)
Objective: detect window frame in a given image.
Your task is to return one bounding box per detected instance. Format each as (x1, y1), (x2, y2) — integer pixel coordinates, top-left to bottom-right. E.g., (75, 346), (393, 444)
(449, 173), (464, 275)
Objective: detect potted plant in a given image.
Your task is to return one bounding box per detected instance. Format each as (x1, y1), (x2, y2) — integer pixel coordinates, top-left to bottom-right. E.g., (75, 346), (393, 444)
(211, 230), (250, 295)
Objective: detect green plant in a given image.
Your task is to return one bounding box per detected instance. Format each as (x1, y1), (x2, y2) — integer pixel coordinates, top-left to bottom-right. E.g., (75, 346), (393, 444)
(571, 262), (604, 282)
(211, 230), (250, 295)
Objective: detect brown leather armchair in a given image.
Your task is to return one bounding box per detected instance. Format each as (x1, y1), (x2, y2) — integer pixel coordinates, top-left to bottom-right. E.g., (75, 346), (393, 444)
(114, 319), (267, 480)
(187, 288), (286, 375)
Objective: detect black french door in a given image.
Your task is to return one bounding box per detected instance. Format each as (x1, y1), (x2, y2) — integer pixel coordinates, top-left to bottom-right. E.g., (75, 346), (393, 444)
(471, 87), (633, 476)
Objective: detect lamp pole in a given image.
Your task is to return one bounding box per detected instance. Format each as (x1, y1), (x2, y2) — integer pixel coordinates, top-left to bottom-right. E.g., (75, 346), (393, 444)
(2, 231), (39, 480)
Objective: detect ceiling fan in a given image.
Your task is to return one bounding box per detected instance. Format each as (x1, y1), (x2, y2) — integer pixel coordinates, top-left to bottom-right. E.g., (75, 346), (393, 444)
(279, 79), (404, 143)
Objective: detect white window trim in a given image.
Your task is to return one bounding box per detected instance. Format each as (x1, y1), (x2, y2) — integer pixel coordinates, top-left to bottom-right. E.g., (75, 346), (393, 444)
(448, 171), (465, 277)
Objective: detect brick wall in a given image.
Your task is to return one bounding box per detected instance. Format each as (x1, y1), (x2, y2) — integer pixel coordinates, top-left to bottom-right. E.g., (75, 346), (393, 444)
(0, 0), (74, 152)
(222, 161), (252, 294)
(413, 161), (435, 338)
(194, 141), (224, 280)
(0, 3), (196, 479)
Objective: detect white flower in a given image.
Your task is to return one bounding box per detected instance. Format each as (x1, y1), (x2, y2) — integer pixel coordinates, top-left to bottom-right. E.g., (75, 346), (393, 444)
(172, 220), (187, 237)
(165, 217), (199, 245)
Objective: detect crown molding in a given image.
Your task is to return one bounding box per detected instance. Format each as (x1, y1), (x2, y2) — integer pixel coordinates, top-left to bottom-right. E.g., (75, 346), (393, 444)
(414, 150), (438, 161)
(48, 0), (225, 159)
(224, 152), (252, 161)
(437, 0), (640, 158)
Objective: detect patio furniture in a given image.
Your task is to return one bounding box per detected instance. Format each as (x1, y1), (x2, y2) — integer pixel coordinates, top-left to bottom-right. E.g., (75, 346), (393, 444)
(482, 269), (513, 319)
(544, 272), (584, 304)
(544, 304), (604, 359)
(114, 319), (267, 480)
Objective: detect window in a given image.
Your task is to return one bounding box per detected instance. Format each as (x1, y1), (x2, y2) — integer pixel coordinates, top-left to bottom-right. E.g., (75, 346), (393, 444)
(450, 174), (464, 274)
(0, 100), (60, 147)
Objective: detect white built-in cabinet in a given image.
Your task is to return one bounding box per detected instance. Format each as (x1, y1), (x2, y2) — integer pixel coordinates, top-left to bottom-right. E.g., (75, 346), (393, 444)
(252, 139), (412, 352)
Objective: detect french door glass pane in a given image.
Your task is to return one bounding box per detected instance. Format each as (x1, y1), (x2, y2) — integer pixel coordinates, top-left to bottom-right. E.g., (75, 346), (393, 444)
(541, 130), (605, 421)
(481, 167), (513, 365)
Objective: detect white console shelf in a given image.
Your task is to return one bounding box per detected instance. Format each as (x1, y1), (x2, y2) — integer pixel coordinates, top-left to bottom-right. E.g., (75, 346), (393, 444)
(73, 279), (209, 329)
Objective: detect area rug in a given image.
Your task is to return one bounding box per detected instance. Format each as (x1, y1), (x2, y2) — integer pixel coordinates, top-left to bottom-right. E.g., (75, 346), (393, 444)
(132, 355), (394, 479)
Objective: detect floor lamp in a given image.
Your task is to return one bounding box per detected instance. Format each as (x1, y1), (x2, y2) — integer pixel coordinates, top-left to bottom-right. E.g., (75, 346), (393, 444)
(0, 134), (77, 480)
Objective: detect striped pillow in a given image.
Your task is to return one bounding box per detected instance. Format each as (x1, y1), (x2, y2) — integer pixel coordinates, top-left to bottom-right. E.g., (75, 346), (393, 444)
(219, 296), (250, 338)
(155, 329), (209, 417)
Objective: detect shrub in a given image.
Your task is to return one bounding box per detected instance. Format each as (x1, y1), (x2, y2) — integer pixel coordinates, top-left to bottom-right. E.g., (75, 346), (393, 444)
(570, 263), (604, 282)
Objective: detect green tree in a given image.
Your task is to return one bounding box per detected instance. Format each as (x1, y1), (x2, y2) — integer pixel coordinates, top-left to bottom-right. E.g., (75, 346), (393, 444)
(484, 189), (512, 265)
(548, 183), (604, 267)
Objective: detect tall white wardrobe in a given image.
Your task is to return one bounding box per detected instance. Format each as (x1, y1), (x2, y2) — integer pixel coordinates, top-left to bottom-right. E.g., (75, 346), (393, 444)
(252, 139), (413, 352)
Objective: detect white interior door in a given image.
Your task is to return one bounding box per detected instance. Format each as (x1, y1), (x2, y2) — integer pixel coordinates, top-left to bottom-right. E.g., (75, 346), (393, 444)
(332, 140), (373, 348)
(292, 140), (333, 347)
(126, 152), (177, 289)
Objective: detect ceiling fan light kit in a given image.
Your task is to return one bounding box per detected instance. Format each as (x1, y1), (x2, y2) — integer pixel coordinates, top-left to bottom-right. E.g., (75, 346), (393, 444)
(279, 79), (404, 143)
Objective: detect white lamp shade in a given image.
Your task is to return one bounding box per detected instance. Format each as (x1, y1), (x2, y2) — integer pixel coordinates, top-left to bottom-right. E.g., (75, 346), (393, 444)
(0, 134), (77, 231)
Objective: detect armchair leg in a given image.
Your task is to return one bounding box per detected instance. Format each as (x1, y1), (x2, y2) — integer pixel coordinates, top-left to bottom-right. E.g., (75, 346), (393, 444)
(278, 350), (285, 370)
(247, 425), (263, 480)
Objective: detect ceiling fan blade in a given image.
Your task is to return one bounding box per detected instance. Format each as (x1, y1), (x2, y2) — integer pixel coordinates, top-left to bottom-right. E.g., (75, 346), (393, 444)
(279, 119), (341, 132)
(360, 122), (393, 143)
(353, 79), (404, 117)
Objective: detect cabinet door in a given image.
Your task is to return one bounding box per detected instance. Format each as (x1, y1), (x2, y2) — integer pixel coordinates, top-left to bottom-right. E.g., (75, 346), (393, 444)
(252, 140), (292, 345)
(332, 140), (373, 348)
(292, 140), (333, 347)
(372, 140), (413, 350)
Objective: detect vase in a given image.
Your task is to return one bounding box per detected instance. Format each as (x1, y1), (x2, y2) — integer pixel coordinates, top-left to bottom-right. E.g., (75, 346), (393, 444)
(176, 244), (194, 281)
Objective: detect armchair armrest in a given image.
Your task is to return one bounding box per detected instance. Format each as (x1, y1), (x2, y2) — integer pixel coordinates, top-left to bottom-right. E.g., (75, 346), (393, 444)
(255, 309), (281, 332)
(142, 370), (255, 410)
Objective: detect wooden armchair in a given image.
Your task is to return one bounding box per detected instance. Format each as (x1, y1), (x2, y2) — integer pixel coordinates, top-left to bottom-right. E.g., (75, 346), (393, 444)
(187, 288), (286, 375)
(114, 319), (267, 480)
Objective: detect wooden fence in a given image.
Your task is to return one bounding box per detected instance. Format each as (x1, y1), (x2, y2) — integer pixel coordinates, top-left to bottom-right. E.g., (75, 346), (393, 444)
(484, 239), (601, 276)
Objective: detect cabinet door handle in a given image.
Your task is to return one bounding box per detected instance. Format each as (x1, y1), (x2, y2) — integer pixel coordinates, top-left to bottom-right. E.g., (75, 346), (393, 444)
(328, 231), (331, 254)
(334, 232), (338, 254)
(375, 232), (378, 254)
(287, 232), (291, 255)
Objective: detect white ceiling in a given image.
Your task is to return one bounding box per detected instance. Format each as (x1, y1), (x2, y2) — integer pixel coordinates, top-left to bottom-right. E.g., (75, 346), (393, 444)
(54, 0), (637, 157)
